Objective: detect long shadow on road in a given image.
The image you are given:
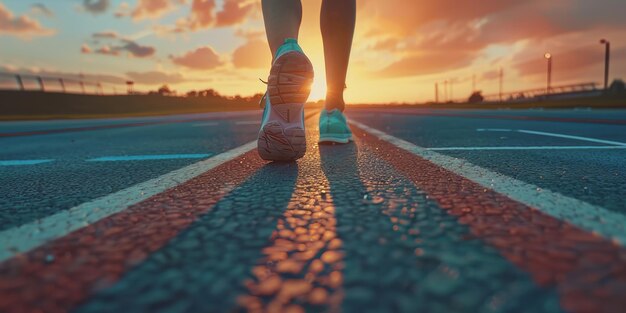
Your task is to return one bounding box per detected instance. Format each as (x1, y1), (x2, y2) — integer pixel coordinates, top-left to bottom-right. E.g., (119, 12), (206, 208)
(320, 142), (562, 313)
(75, 162), (298, 313)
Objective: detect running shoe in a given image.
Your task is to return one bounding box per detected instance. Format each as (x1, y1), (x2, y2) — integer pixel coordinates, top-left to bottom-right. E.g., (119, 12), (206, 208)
(318, 108), (353, 144)
(257, 38), (314, 161)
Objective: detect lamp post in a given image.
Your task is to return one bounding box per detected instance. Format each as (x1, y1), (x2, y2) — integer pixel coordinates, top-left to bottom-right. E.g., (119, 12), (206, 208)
(600, 39), (610, 90)
(544, 53), (552, 96)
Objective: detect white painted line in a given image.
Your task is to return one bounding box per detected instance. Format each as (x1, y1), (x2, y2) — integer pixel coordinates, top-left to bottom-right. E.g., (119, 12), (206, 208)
(517, 130), (626, 146)
(191, 122), (220, 127)
(476, 128), (512, 132)
(477, 128), (626, 146)
(235, 120), (261, 125)
(351, 120), (626, 246)
(88, 154), (212, 162)
(428, 146), (626, 151)
(0, 159), (54, 166)
(0, 141), (257, 262)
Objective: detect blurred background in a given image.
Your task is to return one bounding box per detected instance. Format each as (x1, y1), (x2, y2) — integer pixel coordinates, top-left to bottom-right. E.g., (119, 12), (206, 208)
(0, 0), (625, 112)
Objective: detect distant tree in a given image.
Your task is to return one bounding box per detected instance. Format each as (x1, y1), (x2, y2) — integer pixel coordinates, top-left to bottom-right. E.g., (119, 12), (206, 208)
(468, 91), (484, 103)
(609, 79), (625, 95)
(157, 84), (173, 96)
(186, 90), (198, 97)
(197, 89), (218, 98)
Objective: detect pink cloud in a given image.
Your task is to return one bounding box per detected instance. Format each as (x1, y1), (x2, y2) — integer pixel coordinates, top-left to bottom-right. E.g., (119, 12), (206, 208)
(170, 46), (223, 69)
(0, 3), (54, 37)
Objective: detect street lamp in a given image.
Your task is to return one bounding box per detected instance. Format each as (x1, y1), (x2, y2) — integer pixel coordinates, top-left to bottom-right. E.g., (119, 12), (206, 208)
(600, 39), (611, 90)
(544, 52), (552, 96)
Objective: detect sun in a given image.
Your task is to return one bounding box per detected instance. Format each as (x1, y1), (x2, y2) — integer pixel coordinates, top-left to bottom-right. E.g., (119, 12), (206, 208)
(308, 76), (326, 102)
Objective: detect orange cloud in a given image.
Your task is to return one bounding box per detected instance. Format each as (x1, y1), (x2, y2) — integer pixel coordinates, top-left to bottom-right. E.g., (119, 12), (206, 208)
(514, 45), (626, 80)
(0, 3), (54, 37)
(215, 0), (256, 27)
(376, 51), (477, 78)
(232, 39), (270, 68)
(188, 0), (216, 29)
(132, 0), (185, 20)
(170, 46), (223, 69)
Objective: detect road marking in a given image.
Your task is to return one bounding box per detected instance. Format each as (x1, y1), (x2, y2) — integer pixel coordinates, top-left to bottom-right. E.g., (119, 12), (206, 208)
(477, 128), (626, 146)
(0, 159), (54, 166)
(235, 120), (261, 125)
(351, 120), (626, 245)
(191, 122), (220, 127)
(517, 129), (626, 146)
(351, 108), (626, 125)
(476, 128), (512, 132)
(0, 141), (257, 262)
(87, 154), (213, 162)
(428, 146), (626, 151)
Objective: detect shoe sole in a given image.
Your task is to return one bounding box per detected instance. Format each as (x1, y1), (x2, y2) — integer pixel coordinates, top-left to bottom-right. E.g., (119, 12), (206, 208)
(258, 51), (314, 161)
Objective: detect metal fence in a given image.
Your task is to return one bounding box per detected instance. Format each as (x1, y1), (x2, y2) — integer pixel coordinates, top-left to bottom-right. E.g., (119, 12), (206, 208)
(0, 72), (133, 95)
(482, 82), (600, 102)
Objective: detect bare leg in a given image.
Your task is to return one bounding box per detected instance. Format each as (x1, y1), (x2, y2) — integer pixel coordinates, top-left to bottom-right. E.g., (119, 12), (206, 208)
(321, 0), (356, 111)
(262, 0), (302, 57)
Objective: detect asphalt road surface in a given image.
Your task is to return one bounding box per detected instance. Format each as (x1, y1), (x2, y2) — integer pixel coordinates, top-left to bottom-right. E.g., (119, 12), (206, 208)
(1, 108), (626, 313)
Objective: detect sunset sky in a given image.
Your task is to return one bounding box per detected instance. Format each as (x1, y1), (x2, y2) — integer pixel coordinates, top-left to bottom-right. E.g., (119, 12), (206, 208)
(1, 0), (625, 103)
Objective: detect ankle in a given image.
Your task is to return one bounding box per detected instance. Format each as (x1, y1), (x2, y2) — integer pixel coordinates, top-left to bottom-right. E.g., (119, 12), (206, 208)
(325, 92), (345, 112)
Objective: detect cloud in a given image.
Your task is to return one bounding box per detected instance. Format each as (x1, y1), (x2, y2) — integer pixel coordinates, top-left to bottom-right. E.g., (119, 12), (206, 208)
(120, 40), (156, 57)
(356, 0), (626, 80)
(0, 3), (54, 37)
(188, 0), (216, 30)
(232, 39), (270, 69)
(514, 45), (626, 80)
(86, 39), (155, 58)
(95, 45), (120, 56)
(31, 4), (54, 17)
(92, 31), (119, 39)
(215, 0), (256, 27)
(376, 51), (477, 78)
(81, 44), (92, 53)
(159, 0), (258, 33)
(83, 0), (110, 14)
(131, 0), (185, 20)
(126, 71), (185, 85)
(170, 46), (223, 69)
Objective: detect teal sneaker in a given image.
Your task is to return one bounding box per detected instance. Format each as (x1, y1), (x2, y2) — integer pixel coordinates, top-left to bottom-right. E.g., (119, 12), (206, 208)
(257, 38), (314, 161)
(319, 109), (353, 144)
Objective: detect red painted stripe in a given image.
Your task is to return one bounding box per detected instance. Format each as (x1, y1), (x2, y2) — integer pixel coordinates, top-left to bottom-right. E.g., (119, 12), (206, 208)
(353, 125), (626, 313)
(0, 150), (266, 313)
(352, 108), (626, 126)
